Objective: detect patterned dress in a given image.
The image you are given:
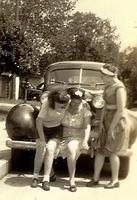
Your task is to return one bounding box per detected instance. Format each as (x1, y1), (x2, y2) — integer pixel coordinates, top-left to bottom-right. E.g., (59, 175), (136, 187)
(97, 79), (127, 155)
(62, 101), (91, 141)
(58, 101), (91, 158)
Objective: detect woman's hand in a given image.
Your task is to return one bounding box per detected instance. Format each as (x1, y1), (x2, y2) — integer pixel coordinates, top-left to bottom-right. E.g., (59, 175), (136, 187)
(38, 138), (47, 147)
(82, 140), (89, 150)
(99, 123), (104, 135)
(36, 139), (46, 151)
(107, 127), (115, 142)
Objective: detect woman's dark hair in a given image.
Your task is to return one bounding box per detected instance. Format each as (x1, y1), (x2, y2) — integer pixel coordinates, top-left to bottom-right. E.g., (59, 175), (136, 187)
(48, 89), (70, 109)
(67, 87), (85, 100)
(102, 64), (118, 76)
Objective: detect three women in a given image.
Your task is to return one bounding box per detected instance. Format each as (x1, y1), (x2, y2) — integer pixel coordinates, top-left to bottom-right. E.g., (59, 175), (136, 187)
(31, 63), (127, 191)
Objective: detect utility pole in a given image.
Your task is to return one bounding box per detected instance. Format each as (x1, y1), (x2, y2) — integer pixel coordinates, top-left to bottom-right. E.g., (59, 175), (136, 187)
(12, 0), (20, 100)
(15, 0), (20, 25)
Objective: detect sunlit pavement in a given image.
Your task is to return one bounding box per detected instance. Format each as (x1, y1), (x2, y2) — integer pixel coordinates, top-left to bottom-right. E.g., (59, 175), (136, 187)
(0, 167), (137, 200)
(0, 114), (137, 200)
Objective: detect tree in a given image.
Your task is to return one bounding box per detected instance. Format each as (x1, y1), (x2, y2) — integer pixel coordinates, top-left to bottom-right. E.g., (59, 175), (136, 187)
(0, 0), (77, 76)
(0, 1), (120, 77)
(68, 12), (120, 63)
(40, 11), (120, 73)
(0, 15), (37, 77)
(119, 47), (137, 107)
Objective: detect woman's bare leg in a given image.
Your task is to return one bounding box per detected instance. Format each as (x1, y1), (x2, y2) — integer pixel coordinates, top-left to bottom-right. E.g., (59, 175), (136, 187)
(33, 139), (45, 179)
(67, 140), (79, 186)
(93, 153), (105, 181)
(109, 154), (120, 183)
(43, 139), (59, 182)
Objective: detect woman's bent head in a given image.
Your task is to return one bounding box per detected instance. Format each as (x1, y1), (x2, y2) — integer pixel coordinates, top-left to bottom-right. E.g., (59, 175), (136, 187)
(48, 89), (70, 109)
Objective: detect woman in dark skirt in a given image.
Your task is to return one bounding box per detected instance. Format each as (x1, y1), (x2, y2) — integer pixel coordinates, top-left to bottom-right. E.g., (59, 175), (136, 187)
(31, 89), (70, 190)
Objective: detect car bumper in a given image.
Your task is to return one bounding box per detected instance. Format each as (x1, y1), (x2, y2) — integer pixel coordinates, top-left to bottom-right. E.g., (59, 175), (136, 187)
(117, 149), (133, 157)
(6, 139), (36, 150)
(6, 139), (133, 157)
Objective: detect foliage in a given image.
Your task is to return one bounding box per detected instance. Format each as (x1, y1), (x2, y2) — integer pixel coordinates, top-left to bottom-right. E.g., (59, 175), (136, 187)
(0, 1), (120, 78)
(0, 0), (77, 77)
(40, 12), (120, 73)
(119, 47), (137, 107)
(68, 12), (120, 63)
(0, 17), (36, 77)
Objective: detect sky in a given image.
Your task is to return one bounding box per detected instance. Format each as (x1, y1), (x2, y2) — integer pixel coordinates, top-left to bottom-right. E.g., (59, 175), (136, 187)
(75, 0), (137, 49)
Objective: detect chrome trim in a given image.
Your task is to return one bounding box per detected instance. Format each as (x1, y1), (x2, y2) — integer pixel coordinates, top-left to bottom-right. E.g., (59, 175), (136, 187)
(6, 139), (36, 150)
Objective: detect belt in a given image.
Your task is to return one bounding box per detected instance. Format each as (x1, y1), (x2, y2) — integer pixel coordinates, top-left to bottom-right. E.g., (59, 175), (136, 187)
(105, 104), (117, 110)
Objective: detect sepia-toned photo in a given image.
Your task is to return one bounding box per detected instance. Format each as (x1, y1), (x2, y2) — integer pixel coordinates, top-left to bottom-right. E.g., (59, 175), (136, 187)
(0, 0), (137, 199)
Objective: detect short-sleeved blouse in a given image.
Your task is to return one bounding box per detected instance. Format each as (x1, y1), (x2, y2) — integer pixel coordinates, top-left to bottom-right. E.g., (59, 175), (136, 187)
(38, 98), (65, 128)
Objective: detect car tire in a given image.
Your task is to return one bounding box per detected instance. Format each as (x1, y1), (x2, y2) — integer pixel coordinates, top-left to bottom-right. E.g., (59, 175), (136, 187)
(10, 149), (35, 172)
(119, 156), (130, 179)
(102, 156), (130, 179)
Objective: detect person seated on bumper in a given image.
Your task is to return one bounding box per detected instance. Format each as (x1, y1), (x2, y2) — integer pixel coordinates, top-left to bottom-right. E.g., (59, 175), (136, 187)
(60, 87), (92, 192)
(31, 89), (70, 191)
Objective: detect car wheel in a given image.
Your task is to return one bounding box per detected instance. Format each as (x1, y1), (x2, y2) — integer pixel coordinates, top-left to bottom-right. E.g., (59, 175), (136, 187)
(10, 149), (35, 172)
(119, 156), (130, 179)
(102, 156), (130, 179)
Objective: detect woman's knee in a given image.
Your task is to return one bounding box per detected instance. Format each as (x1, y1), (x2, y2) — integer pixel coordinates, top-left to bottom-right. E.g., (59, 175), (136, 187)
(36, 140), (45, 154)
(109, 153), (119, 162)
(46, 139), (58, 155)
(67, 140), (80, 156)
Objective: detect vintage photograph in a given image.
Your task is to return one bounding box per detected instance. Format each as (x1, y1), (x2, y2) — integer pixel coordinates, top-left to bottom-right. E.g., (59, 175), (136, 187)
(0, 0), (137, 199)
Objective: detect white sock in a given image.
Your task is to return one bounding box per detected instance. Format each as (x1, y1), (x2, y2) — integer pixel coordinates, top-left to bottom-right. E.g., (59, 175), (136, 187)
(33, 173), (39, 179)
(43, 175), (50, 182)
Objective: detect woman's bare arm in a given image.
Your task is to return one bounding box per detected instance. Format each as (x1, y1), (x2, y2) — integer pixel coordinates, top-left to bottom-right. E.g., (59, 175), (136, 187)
(36, 117), (46, 142)
(108, 87), (127, 137)
(83, 116), (91, 143)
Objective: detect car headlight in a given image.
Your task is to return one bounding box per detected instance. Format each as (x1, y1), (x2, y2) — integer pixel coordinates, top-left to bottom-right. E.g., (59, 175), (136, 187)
(40, 91), (49, 104)
(92, 95), (105, 109)
(84, 91), (93, 102)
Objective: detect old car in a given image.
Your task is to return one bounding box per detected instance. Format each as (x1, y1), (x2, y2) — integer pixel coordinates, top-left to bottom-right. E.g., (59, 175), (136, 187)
(20, 80), (44, 101)
(6, 61), (135, 177)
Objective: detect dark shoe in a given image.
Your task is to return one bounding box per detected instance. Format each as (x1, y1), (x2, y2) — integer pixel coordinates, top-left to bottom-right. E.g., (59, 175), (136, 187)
(50, 174), (56, 182)
(104, 181), (120, 189)
(86, 179), (99, 187)
(69, 185), (77, 192)
(31, 178), (38, 188)
(42, 181), (50, 191)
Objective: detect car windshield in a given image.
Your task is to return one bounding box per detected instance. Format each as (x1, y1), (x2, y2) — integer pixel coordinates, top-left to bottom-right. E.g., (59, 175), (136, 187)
(49, 68), (104, 90)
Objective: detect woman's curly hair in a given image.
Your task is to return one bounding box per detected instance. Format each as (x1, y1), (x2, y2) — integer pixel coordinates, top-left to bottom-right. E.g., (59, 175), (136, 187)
(48, 89), (70, 109)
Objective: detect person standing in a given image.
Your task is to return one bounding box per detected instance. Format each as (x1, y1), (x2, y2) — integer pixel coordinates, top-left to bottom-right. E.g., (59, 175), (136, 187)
(87, 64), (127, 189)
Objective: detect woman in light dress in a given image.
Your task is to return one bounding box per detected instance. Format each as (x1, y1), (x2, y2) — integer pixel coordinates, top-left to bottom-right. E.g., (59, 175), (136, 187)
(87, 64), (127, 189)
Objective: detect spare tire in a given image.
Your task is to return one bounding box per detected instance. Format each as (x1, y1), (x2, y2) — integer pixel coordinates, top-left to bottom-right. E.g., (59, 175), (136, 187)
(6, 103), (39, 141)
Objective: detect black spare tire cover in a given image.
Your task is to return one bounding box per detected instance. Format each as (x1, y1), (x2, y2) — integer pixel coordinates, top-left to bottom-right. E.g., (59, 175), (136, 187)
(6, 103), (39, 141)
